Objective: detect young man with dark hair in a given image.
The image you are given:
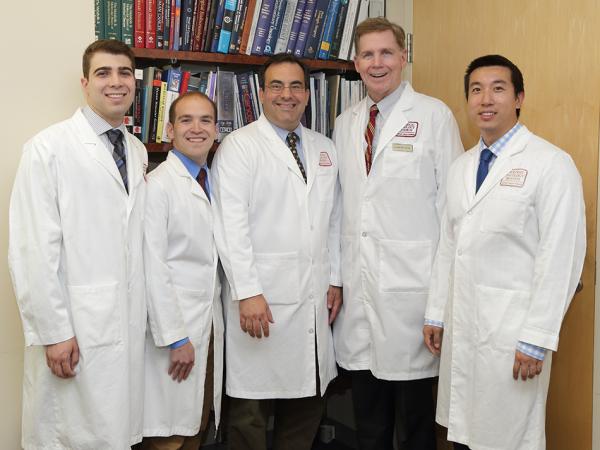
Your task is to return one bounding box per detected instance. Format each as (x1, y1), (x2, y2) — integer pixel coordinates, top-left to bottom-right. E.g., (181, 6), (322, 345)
(211, 53), (342, 450)
(9, 39), (148, 449)
(424, 54), (585, 450)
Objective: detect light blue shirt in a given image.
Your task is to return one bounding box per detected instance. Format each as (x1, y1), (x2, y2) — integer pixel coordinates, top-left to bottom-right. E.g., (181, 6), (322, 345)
(270, 122), (306, 169)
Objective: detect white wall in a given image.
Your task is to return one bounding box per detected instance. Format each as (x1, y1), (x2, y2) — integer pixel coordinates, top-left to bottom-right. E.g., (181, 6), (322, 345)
(0, 3), (93, 447)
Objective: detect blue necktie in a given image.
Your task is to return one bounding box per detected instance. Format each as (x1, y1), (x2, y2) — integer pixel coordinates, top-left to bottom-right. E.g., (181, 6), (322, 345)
(476, 148), (494, 193)
(106, 129), (128, 193)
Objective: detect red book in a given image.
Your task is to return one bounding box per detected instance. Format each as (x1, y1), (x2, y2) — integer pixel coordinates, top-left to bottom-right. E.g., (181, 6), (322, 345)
(180, 71), (191, 93)
(145, 0), (157, 48)
(134, 0), (145, 47)
(192, 0), (209, 51)
(239, 0), (257, 54)
(169, 0), (177, 49)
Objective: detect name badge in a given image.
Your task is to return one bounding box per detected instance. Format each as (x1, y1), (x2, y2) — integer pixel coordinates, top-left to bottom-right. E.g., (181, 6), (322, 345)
(396, 121), (419, 138)
(500, 168), (528, 187)
(392, 143), (413, 152)
(319, 152), (332, 166)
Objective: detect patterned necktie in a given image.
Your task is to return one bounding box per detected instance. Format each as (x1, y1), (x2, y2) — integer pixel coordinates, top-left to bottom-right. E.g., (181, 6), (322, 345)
(364, 104), (379, 175)
(197, 167), (210, 202)
(106, 129), (128, 193)
(286, 132), (307, 183)
(476, 148), (494, 193)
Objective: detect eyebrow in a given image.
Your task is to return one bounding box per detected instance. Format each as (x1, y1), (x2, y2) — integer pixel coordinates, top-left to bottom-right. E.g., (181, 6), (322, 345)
(177, 114), (215, 121)
(93, 66), (133, 74)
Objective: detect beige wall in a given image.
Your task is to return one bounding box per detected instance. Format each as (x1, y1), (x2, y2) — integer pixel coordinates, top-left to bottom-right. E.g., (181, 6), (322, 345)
(0, 2), (93, 447)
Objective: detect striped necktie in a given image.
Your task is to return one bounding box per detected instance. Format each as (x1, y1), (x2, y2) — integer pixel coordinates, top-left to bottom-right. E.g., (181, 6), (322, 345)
(286, 132), (307, 183)
(106, 129), (128, 193)
(364, 104), (378, 175)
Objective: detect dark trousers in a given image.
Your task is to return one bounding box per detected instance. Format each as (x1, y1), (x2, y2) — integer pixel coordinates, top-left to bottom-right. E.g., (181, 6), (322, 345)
(227, 396), (326, 450)
(452, 443), (470, 450)
(350, 370), (437, 450)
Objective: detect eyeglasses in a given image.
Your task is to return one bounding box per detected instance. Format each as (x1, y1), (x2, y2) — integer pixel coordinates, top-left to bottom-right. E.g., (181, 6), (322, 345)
(266, 83), (307, 94)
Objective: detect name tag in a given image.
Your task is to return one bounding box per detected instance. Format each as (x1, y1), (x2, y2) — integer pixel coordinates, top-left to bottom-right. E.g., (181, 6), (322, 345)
(392, 143), (413, 152)
(500, 168), (528, 187)
(319, 152), (332, 166)
(396, 121), (419, 138)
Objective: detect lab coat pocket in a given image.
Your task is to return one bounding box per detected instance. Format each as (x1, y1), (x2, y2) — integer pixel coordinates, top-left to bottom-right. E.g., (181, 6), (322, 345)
(255, 252), (300, 305)
(317, 172), (335, 202)
(475, 285), (529, 351)
(379, 239), (432, 293)
(175, 287), (211, 340)
(382, 142), (422, 179)
(480, 193), (527, 235)
(68, 282), (122, 349)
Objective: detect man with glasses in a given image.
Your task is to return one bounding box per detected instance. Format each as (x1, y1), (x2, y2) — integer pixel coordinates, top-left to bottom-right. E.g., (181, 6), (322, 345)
(211, 53), (342, 450)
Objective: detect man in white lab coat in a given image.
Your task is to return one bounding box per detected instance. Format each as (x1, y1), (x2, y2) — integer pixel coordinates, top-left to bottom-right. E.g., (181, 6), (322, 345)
(140, 92), (224, 449)
(333, 18), (463, 450)
(423, 54), (586, 450)
(211, 53), (342, 450)
(8, 40), (147, 449)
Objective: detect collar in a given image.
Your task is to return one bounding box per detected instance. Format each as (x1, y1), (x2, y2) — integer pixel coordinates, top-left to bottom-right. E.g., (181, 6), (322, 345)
(82, 105), (127, 136)
(269, 121), (303, 145)
(366, 82), (406, 118)
(479, 122), (523, 157)
(172, 149), (208, 178)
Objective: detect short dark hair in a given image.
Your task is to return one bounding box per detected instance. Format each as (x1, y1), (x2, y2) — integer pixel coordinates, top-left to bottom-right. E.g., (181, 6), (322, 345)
(169, 91), (217, 124)
(464, 54), (524, 117)
(82, 40), (136, 78)
(259, 53), (310, 90)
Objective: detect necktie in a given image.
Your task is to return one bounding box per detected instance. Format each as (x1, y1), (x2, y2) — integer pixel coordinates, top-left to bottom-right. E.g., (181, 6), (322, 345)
(286, 132), (307, 183)
(106, 129), (128, 193)
(364, 104), (378, 175)
(476, 148), (494, 193)
(197, 167), (210, 201)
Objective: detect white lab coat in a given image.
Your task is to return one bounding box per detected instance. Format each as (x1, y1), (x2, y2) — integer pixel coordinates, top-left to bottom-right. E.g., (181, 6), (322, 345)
(332, 82), (463, 380)
(425, 126), (586, 450)
(212, 114), (341, 399)
(8, 108), (148, 449)
(142, 152), (224, 436)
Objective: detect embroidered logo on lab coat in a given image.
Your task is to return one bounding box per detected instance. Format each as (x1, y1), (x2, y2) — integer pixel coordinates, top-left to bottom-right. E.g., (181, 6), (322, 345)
(500, 168), (528, 187)
(396, 122), (419, 138)
(319, 152), (332, 166)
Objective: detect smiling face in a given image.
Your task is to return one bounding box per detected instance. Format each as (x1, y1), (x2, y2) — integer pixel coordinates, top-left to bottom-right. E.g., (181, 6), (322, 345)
(467, 65), (524, 145)
(81, 51), (135, 128)
(167, 94), (217, 165)
(259, 62), (310, 131)
(354, 30), (407, 103)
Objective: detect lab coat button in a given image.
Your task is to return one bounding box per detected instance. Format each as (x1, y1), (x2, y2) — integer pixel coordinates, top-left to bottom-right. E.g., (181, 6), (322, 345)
(361, 232), (367, 237)
(457, 249), (463, 256)
(467, 210), (473, 216)
(309, 294), (314, 299)
(308, 328), (314, 334)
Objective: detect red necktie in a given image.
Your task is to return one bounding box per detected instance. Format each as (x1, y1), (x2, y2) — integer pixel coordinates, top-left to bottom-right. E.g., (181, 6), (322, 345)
(197, 167), (210, 201)
(364, 104), (379, 175)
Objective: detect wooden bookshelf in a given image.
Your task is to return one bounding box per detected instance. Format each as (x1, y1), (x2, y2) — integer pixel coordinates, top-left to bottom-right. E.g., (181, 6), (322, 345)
(132, 48), (356, 72)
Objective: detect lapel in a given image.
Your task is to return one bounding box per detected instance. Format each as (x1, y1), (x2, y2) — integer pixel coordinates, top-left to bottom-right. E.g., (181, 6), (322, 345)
(302, 127), (319, 193)
(372, 82), (414, 165)
(166, 151), (210, 203)
(468, 126), (532, 210)
(124, 132), (143, 200)
(348, 97), (369, 180)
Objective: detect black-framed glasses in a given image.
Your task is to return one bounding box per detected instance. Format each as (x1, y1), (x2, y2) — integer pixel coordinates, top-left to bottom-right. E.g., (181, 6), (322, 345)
(266, 83), (306, 94)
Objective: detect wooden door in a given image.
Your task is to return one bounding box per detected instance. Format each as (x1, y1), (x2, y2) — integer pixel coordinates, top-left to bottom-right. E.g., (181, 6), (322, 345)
(412, 1), (600, 449)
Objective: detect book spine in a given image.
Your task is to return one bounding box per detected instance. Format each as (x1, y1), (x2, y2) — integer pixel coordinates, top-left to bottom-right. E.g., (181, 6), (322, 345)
(105, 0), (122, 40)
(163, 0), (172, 48)
(337, 0), (358, 60)
(145, 0), (157, 47)
(217, 0), (239, 53)
(95, 0), (106, 40)
(349, 0), (368, 59)
(202, 0), (219, 51)
(317, 0), (340, 59)
(121, 0), (134, 45)
(293, 0), (316, 56)
(284, 0), (305, 53)
(240, 0), (260, 54)
(274, 0), (297, 54)
(329, 0), (348, 59)
(134, 0), (146, 47)
(180, 71), (191, 93)
(216, 71), (235, 142)
(237, 72), (257, 125)
(156, 82), (168, 143)
(133, 69), (144, 140)
(250, 0), (275, 55)
(180, 0), (195, 50)
(302, 0), (329, 58)
(141, 67), (155, 143)
(228, 0), (247, 53)
(190, 0), (202, 51)
(210, 0), (227, 52)
(172, 0), (181, 50)
(156, 0), (165, 48)
(262, 0), (285, 55)
(149, 77), (163, 143)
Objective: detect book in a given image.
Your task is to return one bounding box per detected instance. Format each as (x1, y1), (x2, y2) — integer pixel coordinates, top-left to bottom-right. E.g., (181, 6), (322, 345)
(368, 0), (383, 17)
(293, 0), (316, 57)
(202, 0), (220, 51)
(349, 0), (369, 59)
(302, 0), (329, 59)
(216, 70), (235, 141)
(180, 70), (191, 92)
(228, 0), (247, 53)
(241, 0), (261, 55)
(236, 71), (257, 125)
(105, 0), (122, 40)
(134, 0), (145, 47)
(156, 0), (165, 48)
(95, 0), (106, 40)
(187, 74), (202, 91)
(217, 0), (239, 53)
(250, 0), (275, 55)
(122, 0), (134, 45)
(337, 0), (359, 60)
(317, 0), (340, 59)
(156, 81), (168, 143)
(329, 0), (348, 59)
(284, 0), (306, 53)
(263, 0), (286, 55)
(160, 68), (182, 141)
(172, 0), (182, 50)
(163, 0), (172, 48)
(209, 0), (227, 52)
(191, 0), (207, 51)
(149, 70), (163, 143)
(141, 66), (155, 143)
(180, 0), (195, 50)
(145, 0), (156, 47)
(133, 69), (144, 140)
(274, 0), (297, 54)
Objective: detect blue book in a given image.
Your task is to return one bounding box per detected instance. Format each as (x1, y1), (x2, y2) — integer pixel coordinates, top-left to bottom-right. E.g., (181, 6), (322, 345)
(302, 0), (329, 58)
(293, 0), (316, 57)
(263, 0), (287, 55)
(210, 0), (227, 52)
(217, 0), (239, 53)
(317, 0), (340, 59)
(172, 0), (182, 50)
(250, 0), (276, 55)
(285, 0), (306, 53)
(180, 0), (195, 50)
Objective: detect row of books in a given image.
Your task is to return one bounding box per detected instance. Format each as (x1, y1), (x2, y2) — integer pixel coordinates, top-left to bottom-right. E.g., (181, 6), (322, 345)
(95, 0), (384, 61)
(125, 65), (366, 143)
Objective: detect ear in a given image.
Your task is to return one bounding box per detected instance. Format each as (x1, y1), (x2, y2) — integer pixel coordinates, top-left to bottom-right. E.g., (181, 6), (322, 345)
(399, 48), (408, 70)
(516, 91), (525, 109)
(258, 87), (265, 105)
(166, 122), (175, 141)
(81, 77), (89, 89)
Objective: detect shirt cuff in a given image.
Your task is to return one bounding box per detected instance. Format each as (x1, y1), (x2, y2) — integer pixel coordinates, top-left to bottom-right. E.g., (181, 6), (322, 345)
(516, 341), (546, 361)
(424, 319), (444, 328)
(169, 337), (190, 349)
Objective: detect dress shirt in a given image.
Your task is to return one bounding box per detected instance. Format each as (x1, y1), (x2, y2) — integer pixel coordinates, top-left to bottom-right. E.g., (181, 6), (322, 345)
(365, 82), (406, 156)
(82, 105), (129, 158)
(270, 122), (306, 169)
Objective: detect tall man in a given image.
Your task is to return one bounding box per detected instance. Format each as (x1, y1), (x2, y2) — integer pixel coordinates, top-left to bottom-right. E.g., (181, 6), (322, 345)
(141, 92), (224, 449)
(424, 55), (585, 450)
(333, 18), (463, 450)
(211, 53), (342, 450)
(8, 40), (147, 449)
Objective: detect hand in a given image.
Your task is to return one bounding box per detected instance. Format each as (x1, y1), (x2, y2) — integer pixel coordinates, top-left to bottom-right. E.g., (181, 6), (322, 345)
(45, 336), (79, 378)
(513, 350), (544, 381)
(423, 325), (443, 356)
(239, 294), (274, 338)
(169, 341), (195, 382)
(327, 286), (343, 324)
